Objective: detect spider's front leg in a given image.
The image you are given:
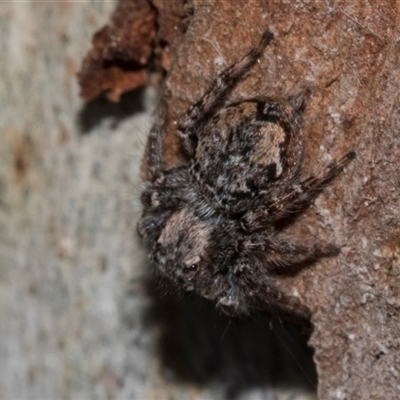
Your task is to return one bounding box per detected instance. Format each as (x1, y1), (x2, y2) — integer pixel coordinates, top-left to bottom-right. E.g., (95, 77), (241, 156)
(140, 167), (188, 213)
(218, 275), (312, 322)
(177, 30), (274, 156)
(222, 255), (312, 322)
(255, 280), (312, 323)
(139, 166), (188, 243)
(240, 235), (340, 270)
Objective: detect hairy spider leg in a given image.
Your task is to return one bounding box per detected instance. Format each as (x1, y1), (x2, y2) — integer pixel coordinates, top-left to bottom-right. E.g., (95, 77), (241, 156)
(178, 30), (274, 156)
(241, 151), (355, 231)
(269, 151), (356, 216)
(257, 282), (312, 324)
(223, 258), (312, 321)
(242, 235), (340, 269)
(143, 102), (169, 181)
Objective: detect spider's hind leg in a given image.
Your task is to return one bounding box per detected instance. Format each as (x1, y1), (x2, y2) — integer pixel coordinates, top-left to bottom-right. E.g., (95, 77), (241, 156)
(178, 30), (274, 156)
(270, 151), (356, 218)
(240, 152), (355, 232)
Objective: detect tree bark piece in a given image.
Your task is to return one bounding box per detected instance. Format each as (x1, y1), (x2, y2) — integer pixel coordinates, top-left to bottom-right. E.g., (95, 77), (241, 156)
(78, 0), (187, 102)
(78, 0), (156, 102)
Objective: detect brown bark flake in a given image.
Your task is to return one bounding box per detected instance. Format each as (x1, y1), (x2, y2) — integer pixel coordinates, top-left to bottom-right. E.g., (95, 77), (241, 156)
(78, 0), (156, 102)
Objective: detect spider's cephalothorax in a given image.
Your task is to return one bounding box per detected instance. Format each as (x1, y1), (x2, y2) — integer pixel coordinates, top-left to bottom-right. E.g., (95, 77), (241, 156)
(138, 30), (355, 318)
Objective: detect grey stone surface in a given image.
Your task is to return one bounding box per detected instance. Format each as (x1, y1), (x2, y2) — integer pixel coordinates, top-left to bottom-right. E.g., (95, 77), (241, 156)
(0, 3), (153, 399)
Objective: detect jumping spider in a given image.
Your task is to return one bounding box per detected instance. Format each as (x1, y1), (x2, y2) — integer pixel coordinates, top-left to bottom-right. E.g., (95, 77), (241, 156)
(138, 30), (355, 318)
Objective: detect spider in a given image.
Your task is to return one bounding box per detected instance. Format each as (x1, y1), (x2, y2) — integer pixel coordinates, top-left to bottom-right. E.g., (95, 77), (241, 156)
(137, 30), (355, 318)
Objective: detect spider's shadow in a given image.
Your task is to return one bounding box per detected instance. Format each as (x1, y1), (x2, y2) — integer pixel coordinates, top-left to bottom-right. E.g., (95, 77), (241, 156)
(77, 88), (147, 134)
(146, 281), (317, 398)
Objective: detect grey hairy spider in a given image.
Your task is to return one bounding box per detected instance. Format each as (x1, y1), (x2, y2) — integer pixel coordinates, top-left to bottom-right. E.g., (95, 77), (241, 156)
(137, 30), (355, 318)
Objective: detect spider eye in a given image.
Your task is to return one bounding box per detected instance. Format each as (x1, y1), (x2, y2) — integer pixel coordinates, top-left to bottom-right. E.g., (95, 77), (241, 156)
(188, 264), (198, 271)
(184, 255), (201, 272)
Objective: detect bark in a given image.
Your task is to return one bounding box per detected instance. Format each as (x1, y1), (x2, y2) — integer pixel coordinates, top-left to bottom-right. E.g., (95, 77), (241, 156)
(1, 1), (399, 400)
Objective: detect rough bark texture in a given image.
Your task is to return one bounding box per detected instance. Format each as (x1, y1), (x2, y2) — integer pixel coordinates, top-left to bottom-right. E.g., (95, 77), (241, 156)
(1, 1), (400, 399)
(78, 0), (156, 102)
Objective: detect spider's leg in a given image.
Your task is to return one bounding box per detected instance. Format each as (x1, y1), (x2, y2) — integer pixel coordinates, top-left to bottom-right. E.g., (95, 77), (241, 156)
(178, 30), (274, 155)
(256, 282), (312, 322)
(241, 151), (355, 231)
(240, 207), (271, 232)
(241, 236), (340, 269)
(229, 258), (312, 321)
(269, 151), (355, 217)
(141, 166), (188, 212)
(144, 102), (168, 182)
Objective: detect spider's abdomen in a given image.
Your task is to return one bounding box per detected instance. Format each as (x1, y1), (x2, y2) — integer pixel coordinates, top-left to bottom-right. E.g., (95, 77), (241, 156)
(190, 101), (298, 215)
